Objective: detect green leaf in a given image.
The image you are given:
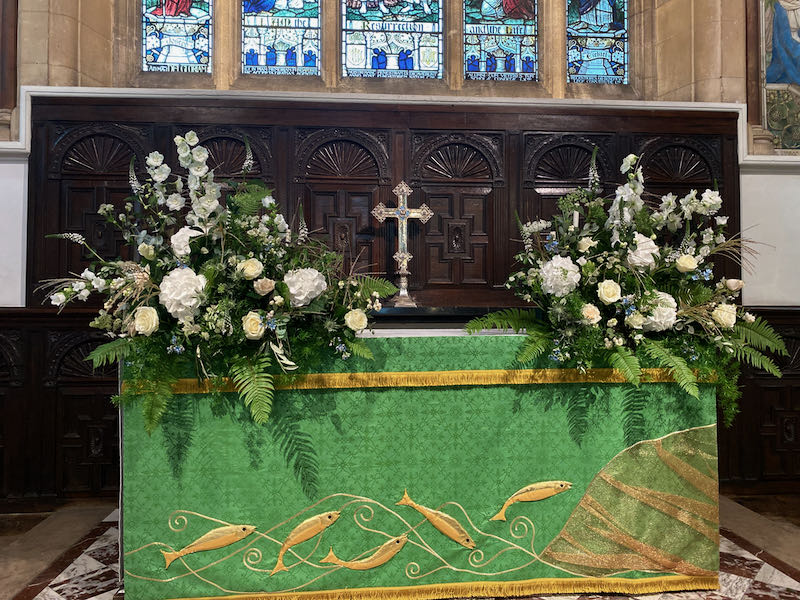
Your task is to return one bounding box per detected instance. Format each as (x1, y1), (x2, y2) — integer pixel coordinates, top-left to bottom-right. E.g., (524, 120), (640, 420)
(141, 380), (173, 435)
(345, 338), (374, 360)
(734, 346), (782, 378)
(516, 330), (550, 364)
(354, 275), (398, 299)
(641, 340), (699, 398)
(160, 398), (196, 478)
(607, 346), (641, 386)
(620, 387), (648, 446)
(566, 389), (590, 447)
(87, 338), (134, 369)
(230, 181), (270, 216)
(735, 317), (788, 356)
(270, 414), (319, 500)
(466, 308), (541, 334)
(230, 354), (275, 425)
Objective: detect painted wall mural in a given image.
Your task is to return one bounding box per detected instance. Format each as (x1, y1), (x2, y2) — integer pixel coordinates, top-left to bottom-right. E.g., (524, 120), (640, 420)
(764, 0), (800, 149)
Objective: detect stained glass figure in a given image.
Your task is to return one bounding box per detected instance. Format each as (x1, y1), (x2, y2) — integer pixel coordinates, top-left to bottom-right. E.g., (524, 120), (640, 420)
(342, 0), (443, 78)
(566, 0), (627, 84)
(142, 0), (213, 73)
(242, 0), (320, 75)
(464, 0), (537, 81)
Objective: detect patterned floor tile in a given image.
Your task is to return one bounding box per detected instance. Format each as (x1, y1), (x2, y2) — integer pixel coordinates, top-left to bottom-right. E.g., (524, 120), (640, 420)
(50, 555), (106, 586)
(756, 564), (800, 593)
(32, 589), (66, 600)
(722, 551), (768, 579)
(745, 579), (800, 600)
(48, 566), (118, 600)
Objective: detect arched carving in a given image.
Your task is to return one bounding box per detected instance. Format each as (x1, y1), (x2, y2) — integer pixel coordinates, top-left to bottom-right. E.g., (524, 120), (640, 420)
(0, 330), (24, 386)
(411, 133), (503, 186)
(49, 124), (149, 177)
(45, 331), (117, 388)
(193, 126), (273, 179)
(524, 134), (612, 190)
(639, 143), (715, 187)
(294, 128), (390, 184)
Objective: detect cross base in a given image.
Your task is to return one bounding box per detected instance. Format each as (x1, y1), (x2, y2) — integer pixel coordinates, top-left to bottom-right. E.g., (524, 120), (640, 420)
(391, 276), (418, 308)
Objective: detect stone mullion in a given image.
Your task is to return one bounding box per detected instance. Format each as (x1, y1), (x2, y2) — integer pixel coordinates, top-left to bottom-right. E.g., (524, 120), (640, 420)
(445, 0), (464, 90)
(321, 0), (340, 88)
(541, 0), (566, 98)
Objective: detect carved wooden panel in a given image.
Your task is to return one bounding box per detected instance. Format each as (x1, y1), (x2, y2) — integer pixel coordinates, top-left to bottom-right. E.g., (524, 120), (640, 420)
(295, 128), (390, 184)
(191, 126), (273, 179)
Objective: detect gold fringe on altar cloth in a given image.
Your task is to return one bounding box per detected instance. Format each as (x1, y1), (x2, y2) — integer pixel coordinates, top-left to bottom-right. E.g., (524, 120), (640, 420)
(123, 367), (709, 395)
(173, 575), (719, 600)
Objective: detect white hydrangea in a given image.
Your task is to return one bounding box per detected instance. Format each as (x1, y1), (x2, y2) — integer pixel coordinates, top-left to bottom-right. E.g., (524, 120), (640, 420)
(284, 268), (328, 307)
(539, 255), (581, 297)
(627, 233), (660, 270)
(158, 268), (207, 323)
(642, 291), (677, 332)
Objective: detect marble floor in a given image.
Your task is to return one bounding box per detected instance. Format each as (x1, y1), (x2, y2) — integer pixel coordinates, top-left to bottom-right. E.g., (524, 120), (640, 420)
(11, 503), (800, 600)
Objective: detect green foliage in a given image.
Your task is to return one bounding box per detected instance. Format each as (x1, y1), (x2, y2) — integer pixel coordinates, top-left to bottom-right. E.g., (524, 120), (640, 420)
(87, 338), (134, 369)
(141, 379), (175, 435)
(345, 338), (374, 360)
(466, 308), (541, 334)
(230, 182), (270, 216)
(516, 330), (550, 364)
(734, 346), (782, 378)
(565, 389), (590, 447)
(354, 275), (398, 299)
(641, 340), (699, 398)
(735, 317), (788, 356)
(160, 398), (196, 479)
(270, 412), (319, 500)
(230, 354), (275, 425)
(607, 346), (641, 386)
(620, 387), (648, 446)
(716, 358), (742, 426)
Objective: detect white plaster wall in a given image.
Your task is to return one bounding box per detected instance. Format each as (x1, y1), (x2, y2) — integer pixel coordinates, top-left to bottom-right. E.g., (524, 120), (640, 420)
(740, 164), (800, 307)
(0, 158), (28, 307)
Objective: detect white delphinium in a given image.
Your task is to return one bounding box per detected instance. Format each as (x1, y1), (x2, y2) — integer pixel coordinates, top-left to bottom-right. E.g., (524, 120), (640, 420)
(539, 255), (581, 297)
(698, 189), (722, 216)
(620, 153), (638, 174)
(166, 193), (185, 211)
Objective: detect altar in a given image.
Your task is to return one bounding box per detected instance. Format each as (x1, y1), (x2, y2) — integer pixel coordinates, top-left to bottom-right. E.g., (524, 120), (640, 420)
(120, 332), (720, 600)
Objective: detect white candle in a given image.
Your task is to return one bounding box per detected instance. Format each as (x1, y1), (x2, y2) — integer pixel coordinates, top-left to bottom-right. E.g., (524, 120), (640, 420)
(572, 211), (579, 229)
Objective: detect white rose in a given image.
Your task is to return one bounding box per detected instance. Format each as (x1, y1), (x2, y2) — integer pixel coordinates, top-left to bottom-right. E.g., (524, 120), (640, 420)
(625, 311), (645, 329)
(133, 306), (159, 336)
(627, 233), (660, 270)
(597, 280), (622, 305)
(253, 278), (275, 296)
(577, 237), (598, 253)
(642, 292), (678, 332)
(171, 226), (203, 257)
(712, 303), (737, 329)
(184, 131), (199, 146)
(581, 303), (602, 325)
(146, 151), (164, 168)
(242, 311), (266, 340)
(158, 268), (207, 323)
(50, 292), (67, 306)
(151, 164), (171, 183)
(725, 279), (745, 292)
(166, 193), (185, 211)
(539, 255), (581, 297)
(675, 254), (698, 273)
(237, 258), (264, 280)
(191, 146), (209, 163)
(138, 242), (156, 260)
(284, 268), (328, 307)
(344, 308), (369, 332)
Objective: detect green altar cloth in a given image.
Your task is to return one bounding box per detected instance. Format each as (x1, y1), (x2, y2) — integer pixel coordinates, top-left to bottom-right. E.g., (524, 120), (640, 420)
(121, 335), (719, 600)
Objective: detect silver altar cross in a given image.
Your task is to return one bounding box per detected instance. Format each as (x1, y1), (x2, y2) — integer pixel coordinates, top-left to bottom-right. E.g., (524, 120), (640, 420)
(372, 181), (434, 308)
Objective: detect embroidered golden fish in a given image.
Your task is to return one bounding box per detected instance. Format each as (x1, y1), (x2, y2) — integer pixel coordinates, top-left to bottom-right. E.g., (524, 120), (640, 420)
(396, 490), (475, 549)
(490, 480), (572, 521)
(161, 524), (256, 569)
(321, 535), (407, 571)
(270, 510), (340, 575)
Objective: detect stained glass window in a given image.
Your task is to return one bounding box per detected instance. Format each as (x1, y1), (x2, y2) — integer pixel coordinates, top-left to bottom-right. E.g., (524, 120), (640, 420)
(342, 0), (443, 79)
(567, 0), (627, 84)
(464, 0), (537, 81)
(142, 1), (213, 73)
(242, 0), (320, 75)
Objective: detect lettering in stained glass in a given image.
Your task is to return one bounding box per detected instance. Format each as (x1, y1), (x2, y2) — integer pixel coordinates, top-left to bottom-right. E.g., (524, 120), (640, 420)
(464, 0), (537, 81)
(566, 0), (627, 84)
(342, 0), (443, 79)
(142, 0), (213, 73)
(242, 0), (320, 75)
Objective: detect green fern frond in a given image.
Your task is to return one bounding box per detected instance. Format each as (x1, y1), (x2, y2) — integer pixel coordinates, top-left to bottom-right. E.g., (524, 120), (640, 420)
(87, 338), (134, 369)
(141, 379), (174, 435)
(641, 340), (699, 398)
(353, 276), (398, 299)
(566, 390), (590, 447)
(735, 317), (788, 356)
(270, 415), (319, 500)
(466, 308), (540, 334)
(620, 387), (648, 446)
(160, 398), (196, 478)
(345, 338), (374, 360)
(231, 182), (270, 216)
(230, 354), (274, 425)
(734, 346), (782, 377)
(607, 346), (641, 386)
(516, 330), (550, 364)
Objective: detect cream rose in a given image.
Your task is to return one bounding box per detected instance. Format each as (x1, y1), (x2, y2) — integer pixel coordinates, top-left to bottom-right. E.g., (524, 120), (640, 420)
(133, 306), (159, 336)
(242, 311), (266, 340)
(577, 237), (598, 253)
(712, 303), (737, 329)
(725, 279), (745, 292)
(344, 308), (368, 332)
(625, 311), (645, 329)
(284, 268), (328, 307)
(597, 280), (622, 305)
(253, 278), (275, 296)
(237, 258), (264, 280)
(581, 303), (602, 325)
(138, 242), (156, 260)
(675, 254), (698, 273)
(627, 233), (660, 270)
(158, 268), (206, 323)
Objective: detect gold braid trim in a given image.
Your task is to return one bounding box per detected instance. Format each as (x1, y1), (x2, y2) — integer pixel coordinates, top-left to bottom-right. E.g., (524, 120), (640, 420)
(123, 368), (699, 395)
(169, 575), (719, 600)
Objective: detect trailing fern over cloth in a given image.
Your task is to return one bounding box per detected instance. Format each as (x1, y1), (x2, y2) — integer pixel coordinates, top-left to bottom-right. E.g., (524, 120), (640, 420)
(121, 335), (720, 600)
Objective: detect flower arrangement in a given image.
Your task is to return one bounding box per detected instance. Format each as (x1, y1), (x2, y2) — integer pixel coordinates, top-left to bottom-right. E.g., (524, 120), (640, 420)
(468, 152), (786, 422)
(43, 132), (397, 432)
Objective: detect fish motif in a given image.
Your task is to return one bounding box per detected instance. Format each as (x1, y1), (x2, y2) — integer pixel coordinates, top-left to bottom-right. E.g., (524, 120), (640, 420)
(396, 490), (475, 549)
(270, 510), (340, 575)
(321, 535), (407, 571)
(490, 480), (572, 521)
(161, 524), (256, 569)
